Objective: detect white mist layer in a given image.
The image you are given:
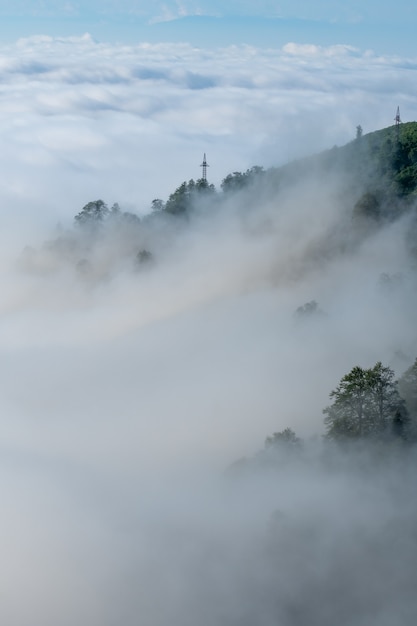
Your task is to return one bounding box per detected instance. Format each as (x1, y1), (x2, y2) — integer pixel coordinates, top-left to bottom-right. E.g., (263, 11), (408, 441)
(0, 34), (416, 624)
(1, 151), (417, 623)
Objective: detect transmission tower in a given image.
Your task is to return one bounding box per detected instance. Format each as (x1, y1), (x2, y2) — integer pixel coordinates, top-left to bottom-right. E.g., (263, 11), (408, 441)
(200, 153), (209, 182)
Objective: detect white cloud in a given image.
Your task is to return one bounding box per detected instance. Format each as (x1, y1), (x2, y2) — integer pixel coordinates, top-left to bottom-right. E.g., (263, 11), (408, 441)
(282, 42), (360, 57)
(0, 35), (415, 227)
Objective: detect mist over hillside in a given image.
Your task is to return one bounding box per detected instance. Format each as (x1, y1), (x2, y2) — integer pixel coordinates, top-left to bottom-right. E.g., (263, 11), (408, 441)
(2, 122), (417, 625)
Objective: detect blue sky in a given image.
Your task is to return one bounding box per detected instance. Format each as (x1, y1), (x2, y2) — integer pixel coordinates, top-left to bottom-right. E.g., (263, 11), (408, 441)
(0, 1), (415, 55)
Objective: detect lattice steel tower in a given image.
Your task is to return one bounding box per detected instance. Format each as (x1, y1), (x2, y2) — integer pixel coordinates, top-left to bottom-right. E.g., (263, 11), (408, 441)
(200, 153), (209, 182)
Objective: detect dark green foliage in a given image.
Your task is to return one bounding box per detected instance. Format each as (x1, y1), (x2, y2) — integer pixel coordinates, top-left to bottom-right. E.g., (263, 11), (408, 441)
(193, 177), (216, 203)
(74, 199), (109, 227)
(394, 164), (417, 194)
(221, 166), (265, 193)
(165, 178), (215, 215)
(295, 300), (323, 319)
(393, 124), (417, 194)
(376, 136), (396, 178)
(136, 249), (153, 265)
(358, 122), (417, 196)
(249, 428), (303, 468)
(164, 181), (191, 215)
(398, 359), (417, 439)
(324, 366), (370, 439)
(353, 192), (381, 220)
(323, 362), (406, 440)
(221, 171), (246, 192)
(121, 211), (141, 225)
(265, 428), (301, 449)
(392, 408), (409, 440)
(151, 198), (165, 212)
(149, 122), (417, 226)
(74, 199), (142, 232)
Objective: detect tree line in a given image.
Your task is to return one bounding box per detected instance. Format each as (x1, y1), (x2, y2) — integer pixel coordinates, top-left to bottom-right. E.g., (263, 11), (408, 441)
(73, 121), (417, 231)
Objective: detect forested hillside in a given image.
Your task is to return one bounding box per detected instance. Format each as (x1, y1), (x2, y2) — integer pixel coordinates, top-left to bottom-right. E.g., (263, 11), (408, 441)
(17, 121), (417, 450)
(19, 121), (417, 280)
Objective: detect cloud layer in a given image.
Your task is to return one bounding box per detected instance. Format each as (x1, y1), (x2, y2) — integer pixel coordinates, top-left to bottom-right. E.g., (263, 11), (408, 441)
(0, 35), (416, 229)
(1, 34), (417, 625)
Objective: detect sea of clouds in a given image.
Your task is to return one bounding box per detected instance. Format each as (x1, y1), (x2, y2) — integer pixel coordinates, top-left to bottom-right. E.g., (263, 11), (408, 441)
(0, 34), (416, 228)
(1, 34), (417, 625)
